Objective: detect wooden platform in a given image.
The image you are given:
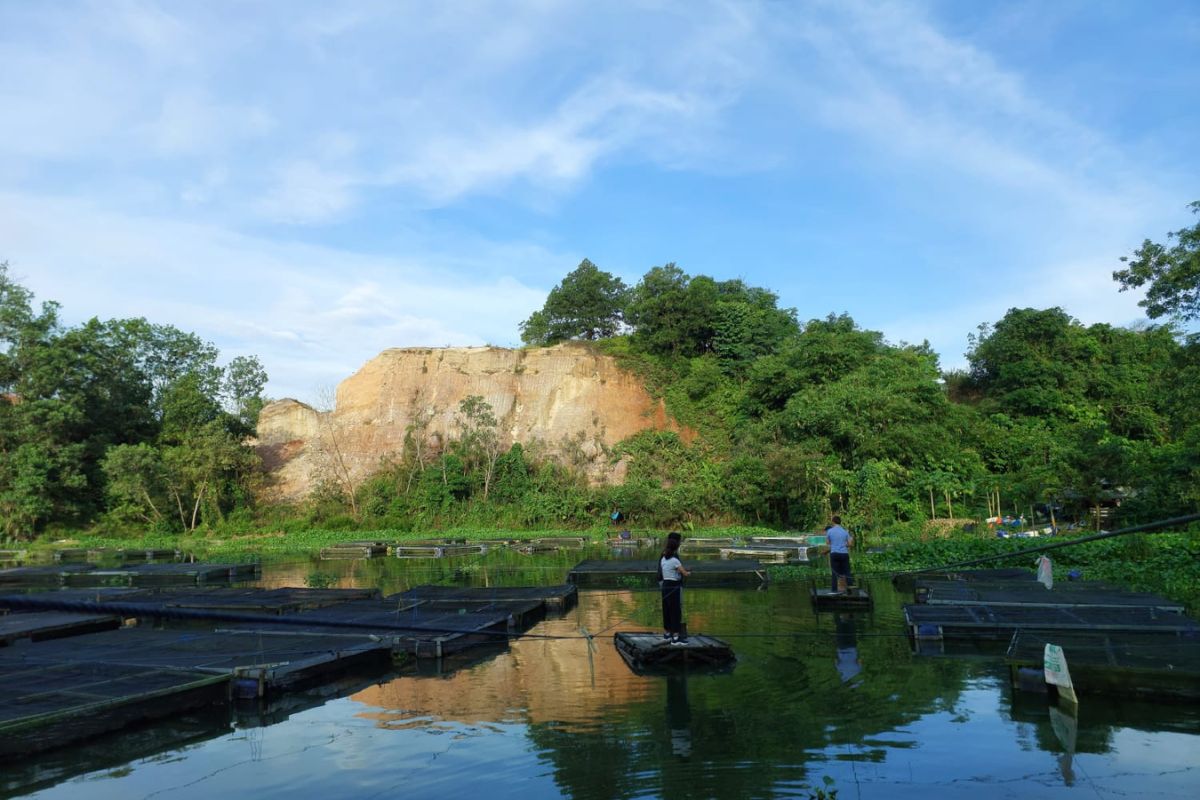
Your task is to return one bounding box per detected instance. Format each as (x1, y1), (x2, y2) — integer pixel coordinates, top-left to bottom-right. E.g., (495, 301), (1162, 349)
(811, 588), (874, 611)
(567, 559), (768, 587)
(614, 631), (736, 671)
(0, 611), (122, 645)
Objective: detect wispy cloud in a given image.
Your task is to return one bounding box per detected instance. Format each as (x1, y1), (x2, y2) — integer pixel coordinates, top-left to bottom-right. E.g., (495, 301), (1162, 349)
(1, 0), (1195, 398)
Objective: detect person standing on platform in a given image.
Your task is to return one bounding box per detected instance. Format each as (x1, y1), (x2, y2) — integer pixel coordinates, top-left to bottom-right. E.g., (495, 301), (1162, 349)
(827, 516), (854, 593)
(660, 532), (690, 643)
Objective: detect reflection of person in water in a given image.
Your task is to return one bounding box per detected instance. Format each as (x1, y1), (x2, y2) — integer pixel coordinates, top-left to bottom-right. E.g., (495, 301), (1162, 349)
(833, 613), (862, 684)
(666, 674), (692, 758)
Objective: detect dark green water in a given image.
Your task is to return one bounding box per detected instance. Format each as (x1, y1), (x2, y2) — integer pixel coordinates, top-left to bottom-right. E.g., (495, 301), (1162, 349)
(4, 546), (1199, 799)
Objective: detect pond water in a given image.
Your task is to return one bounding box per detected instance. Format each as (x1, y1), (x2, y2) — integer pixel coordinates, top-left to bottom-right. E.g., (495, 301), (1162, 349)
(4, 546), (1199, 799)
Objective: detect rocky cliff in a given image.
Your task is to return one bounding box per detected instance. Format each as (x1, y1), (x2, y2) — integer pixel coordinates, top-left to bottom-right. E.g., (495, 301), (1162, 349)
(255, 343), (687, 501)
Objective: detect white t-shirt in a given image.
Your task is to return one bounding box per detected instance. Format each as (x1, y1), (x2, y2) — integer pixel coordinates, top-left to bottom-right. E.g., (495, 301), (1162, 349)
(661, 556), (685, 581)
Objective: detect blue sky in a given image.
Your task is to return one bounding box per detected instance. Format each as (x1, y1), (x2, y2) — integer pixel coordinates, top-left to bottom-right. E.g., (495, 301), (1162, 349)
(2, 0), (1198, 403)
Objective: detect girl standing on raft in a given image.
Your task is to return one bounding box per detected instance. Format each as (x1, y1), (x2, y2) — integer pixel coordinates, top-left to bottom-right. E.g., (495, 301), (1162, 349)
(660, 531), (691, 644)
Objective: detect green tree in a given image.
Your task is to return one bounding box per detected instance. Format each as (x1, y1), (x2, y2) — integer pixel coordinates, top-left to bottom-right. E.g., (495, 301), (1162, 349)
(520, 259), (629, 345)
(1113, 201), (1200, 322)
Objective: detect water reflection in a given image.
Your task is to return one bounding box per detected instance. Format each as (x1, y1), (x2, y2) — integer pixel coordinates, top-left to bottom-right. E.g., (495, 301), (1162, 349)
(665, 675), (692, 758)
(5, 551), (1199, 800)
(833, 613), (862, 685)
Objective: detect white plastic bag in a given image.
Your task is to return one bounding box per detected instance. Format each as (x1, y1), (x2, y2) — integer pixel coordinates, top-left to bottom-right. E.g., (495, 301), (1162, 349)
(1036, 555), (1053, 590)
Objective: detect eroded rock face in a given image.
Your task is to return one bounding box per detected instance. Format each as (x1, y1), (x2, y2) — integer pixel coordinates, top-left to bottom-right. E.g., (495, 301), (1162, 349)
(254, 344), (686, 502)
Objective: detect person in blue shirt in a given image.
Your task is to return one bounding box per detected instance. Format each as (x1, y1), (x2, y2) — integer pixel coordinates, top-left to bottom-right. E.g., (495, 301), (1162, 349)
(827, 516), (854, 593)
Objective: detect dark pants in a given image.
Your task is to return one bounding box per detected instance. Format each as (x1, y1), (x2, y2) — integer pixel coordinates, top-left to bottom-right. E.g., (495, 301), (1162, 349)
(830, 553), (852, 592)
(661, 580), (683, 635)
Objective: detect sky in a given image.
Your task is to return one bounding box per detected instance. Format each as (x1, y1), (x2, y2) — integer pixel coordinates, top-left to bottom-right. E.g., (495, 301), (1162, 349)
(2, 0), (1198, 403)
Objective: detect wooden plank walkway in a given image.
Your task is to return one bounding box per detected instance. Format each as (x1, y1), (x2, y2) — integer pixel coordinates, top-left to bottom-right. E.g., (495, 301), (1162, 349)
(0, 611), (122, 645)
(614, 631), (736, 671)
(567, 559), (768, 587)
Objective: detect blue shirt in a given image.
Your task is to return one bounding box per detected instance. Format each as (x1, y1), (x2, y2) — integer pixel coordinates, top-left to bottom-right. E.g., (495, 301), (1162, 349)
(827, 525), (851, 554)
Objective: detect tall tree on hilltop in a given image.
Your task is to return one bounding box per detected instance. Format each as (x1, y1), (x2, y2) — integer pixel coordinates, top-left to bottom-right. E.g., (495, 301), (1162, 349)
(1114, 201), (1200, 322)
(520, 259), (629, 345)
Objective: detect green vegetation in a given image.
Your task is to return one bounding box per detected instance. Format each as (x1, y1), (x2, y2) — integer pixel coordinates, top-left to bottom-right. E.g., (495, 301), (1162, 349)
(3, 205), (1198, 569)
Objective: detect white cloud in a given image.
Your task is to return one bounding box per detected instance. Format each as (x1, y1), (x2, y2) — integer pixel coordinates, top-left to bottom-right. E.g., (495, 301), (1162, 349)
(0, 192), (553, 402)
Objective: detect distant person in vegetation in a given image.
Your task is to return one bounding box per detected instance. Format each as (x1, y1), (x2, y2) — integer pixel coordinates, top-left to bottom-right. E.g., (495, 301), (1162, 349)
(659, 532), (690, 644)
(827, 516), (853, 593)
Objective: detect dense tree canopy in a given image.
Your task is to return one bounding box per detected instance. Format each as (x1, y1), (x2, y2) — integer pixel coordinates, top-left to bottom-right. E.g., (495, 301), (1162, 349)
(0, 262), (267, 536)
(520, 259), (629, 345)
(5, 201), (1198, 541)
(1113, 201), (1200, 322)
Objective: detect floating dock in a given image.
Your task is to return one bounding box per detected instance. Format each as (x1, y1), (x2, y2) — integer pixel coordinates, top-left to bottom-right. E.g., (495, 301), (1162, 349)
(1, 562), (260, 588)
(915, 579), (1185, 612)
(320, 542), (389, 559)
(902, 569), (1199, 700)
(392, 543), (485, 558)
(614, 631), (736, 671)
(0, 611), (121, 645)
(678, 537), (737, 551)
(1005, 631), (1200, 701)
(0, 657), (231, 759)
(398, 583), (578, 612)
(566, 559), (768, 587)
(811, 587), (874, 611)
(719, 545), (815, 563)
(0, 579), (583, 759)
(905, 603), (1195, 640)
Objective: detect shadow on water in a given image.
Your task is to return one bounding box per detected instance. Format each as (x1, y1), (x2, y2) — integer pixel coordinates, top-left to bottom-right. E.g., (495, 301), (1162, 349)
(5, 548), (1199, 800)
